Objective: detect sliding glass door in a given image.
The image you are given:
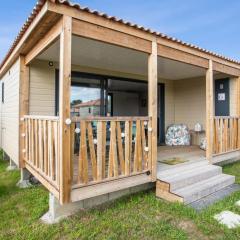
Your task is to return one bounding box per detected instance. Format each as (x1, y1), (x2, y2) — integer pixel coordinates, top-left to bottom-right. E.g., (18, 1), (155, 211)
(70, 73), (104, 117)
(55, 71), (108, 117)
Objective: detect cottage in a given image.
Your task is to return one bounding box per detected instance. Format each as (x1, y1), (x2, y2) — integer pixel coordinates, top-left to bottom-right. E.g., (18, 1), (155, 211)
(0, 0), (239, 222)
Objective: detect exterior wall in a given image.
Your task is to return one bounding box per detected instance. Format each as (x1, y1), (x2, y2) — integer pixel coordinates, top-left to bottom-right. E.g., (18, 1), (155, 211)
(0, 59), (20, 165)
(29, 60), (55, 116)
(29, 60), (203, 132)
(163, 80), (175, 130)
(174, 77), (206, 130)
(229, 77), (238, 116)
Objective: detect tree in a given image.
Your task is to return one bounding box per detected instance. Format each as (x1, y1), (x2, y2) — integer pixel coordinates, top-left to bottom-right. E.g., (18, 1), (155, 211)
(71, 99), (82, 107)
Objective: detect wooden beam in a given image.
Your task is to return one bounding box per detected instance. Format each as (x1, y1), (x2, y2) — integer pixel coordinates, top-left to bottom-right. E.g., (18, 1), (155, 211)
(71, 173), (152, 202)
(206, 60), (214, 162)
(71, 116), (150, 122)
(25, 18), (62, 65)
(47, 1), (240, 71)
(72, 19), (152, 53)
(158, 44), (209, 68)
(148, 40), (158, 181)
(59, 15), (72, 204)
(48, 1), (154, 41)
(19, 56), (30, 168)
(25, 162), (59, 199)
(213, 61), (240, 76)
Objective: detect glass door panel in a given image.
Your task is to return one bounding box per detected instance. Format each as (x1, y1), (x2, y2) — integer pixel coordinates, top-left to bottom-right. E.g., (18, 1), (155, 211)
(71, 86), (101, 117)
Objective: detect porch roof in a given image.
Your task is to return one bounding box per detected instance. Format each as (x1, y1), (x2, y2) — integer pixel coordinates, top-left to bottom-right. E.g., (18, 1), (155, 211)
(1, 0), (240, 73)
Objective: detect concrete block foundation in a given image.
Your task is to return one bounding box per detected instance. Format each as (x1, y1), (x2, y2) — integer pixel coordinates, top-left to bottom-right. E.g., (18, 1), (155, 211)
(17, 168), (33, 188)
(41, 182), (154, 224)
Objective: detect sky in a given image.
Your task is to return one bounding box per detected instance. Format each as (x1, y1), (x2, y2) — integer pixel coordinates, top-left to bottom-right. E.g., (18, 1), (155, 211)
(1, 0), (240, 63)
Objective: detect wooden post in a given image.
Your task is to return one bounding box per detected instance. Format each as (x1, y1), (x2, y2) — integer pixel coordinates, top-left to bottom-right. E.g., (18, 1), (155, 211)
(19, 55), (29, 168)
(206, 59), (214, 163)
(59, 15), (72, 204)
(148, 39), (158, 181)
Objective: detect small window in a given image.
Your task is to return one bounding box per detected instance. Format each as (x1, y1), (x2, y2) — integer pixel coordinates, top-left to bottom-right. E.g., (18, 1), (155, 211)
(2, 82), (4, 103)
(88, 107), (91, 114)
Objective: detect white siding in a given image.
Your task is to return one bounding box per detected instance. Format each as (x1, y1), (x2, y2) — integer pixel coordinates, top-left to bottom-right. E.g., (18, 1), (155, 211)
(0, 59), (20, 165)
(29, 60), (55, 116)
(164, 80), (175, 130)
(174, 77), (206, 130)
(229, 78), (237, 116)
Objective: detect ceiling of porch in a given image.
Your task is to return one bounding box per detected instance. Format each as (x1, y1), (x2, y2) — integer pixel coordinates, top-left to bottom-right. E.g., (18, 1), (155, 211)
(37, 35), (208, 80)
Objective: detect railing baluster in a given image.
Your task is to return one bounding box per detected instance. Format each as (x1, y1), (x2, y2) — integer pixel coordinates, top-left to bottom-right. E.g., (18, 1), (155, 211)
(148, 119), (152, 172)
(22, 116), (153, 193)
(78, 121), (88, 184)
(48, 120), (53, 178)
(53, 121), (59, 184)
(226, 118), (229, 152)
(220, 118), (223, 153)
(213, 116), (240, 155)
(141, 120), (147, 170)
(124, 121), (130, 176)
(111, 121), (118, 177)
(25, 119), (28, 161)
(22, 116), (60, 197)
(35, 120), (39, 168)
(102, 122), (106, 179)
(234, 118), (238, 149)
(28, 118), (31, 162)
(70, 123), (75, 184)
(116, 121), (125, 175)
(238, 118), (240, 149)
(134, 120), (142, 172)
(39, 120), (43, 172)
(97, 121), (103, 181)
(87, 122), (97, 181)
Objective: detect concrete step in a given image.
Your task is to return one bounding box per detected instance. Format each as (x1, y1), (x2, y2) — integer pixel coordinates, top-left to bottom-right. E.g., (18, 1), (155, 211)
(157, 160), (209, 179)
(173, 174), (235, 204)
(162, 165), (222, 191)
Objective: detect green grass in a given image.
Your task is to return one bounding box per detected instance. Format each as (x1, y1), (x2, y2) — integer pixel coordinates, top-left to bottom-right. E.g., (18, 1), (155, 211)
(1, 157), (240, 240)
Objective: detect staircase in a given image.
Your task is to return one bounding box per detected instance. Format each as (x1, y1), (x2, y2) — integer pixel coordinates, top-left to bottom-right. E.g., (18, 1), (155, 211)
(156, 161), (235, 204)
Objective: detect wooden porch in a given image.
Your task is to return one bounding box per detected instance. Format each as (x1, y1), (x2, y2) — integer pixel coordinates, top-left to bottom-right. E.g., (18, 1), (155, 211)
(157, 146), (206, 172)
(15, 5), (240, 206)
(22, 115), (154, 202)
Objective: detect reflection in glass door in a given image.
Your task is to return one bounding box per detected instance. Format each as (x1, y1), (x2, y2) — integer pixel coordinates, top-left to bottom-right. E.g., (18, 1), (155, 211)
(71, 86), (101, 117)
(70, 72), (106, 118)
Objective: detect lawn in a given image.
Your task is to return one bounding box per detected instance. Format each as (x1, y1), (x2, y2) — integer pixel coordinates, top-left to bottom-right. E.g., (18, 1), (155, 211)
(1, 158), (240, 240)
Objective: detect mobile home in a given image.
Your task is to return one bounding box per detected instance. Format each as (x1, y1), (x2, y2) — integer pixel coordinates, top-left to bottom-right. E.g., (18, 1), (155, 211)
(0, 0), (240, 222)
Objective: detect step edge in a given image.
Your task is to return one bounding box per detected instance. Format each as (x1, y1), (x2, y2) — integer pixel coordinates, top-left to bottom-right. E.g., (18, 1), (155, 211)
(184, 177), (235, 204)
(173, 174), (235, 196)
(170, 168), (223, 191)
(162, 165), (222, 183)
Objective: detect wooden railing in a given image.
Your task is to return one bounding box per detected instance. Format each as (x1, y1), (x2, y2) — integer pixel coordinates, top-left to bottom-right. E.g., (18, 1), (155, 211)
(213, 116), (240, 155)
(23, 116), (60, 196)
(70, 116), (152, 188)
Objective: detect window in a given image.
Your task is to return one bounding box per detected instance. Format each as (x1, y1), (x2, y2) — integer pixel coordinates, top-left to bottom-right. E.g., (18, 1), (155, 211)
(2, 82), (4, 103)
(88, 107), (91, 114)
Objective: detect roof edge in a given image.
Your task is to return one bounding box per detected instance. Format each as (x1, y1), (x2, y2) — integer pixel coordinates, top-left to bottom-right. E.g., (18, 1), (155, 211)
(1, 0), (240, 74)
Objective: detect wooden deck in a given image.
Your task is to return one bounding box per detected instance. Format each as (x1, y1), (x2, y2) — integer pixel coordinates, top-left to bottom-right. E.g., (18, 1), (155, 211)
(157, 146), (206, 172)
